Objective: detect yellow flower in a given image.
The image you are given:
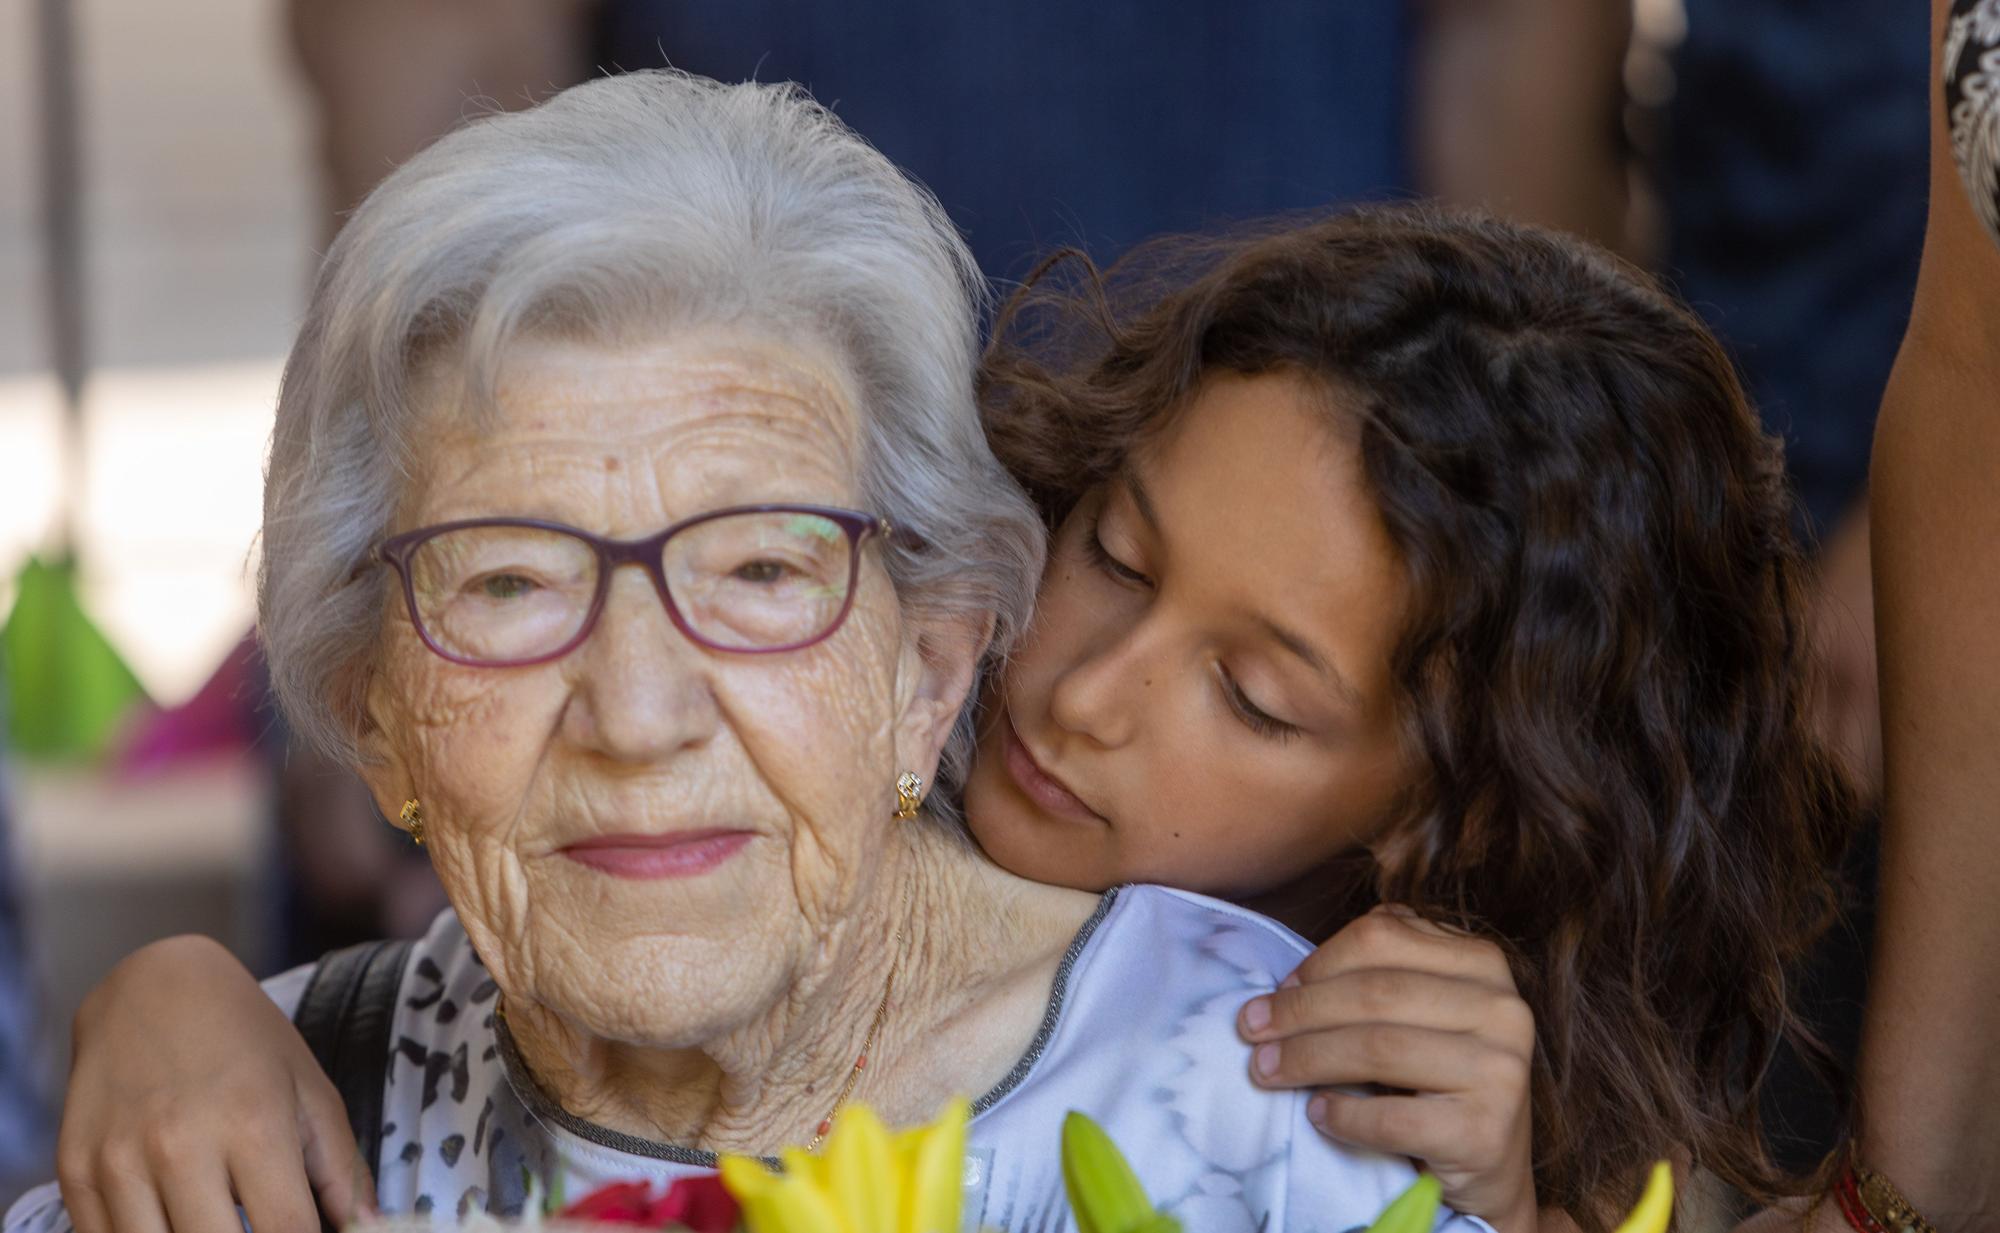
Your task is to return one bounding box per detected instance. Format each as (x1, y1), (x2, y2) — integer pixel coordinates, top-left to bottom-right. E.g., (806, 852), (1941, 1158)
(1610, 1162), (1673, 1233)
(719, 1099), (969, 1233)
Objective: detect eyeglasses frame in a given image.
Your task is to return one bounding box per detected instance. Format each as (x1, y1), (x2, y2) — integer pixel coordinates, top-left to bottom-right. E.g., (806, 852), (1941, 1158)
(367, 503), (904, 667)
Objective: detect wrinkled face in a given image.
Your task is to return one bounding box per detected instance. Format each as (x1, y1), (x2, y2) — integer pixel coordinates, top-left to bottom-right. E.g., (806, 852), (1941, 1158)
(356, 332), (945, 1049)
(963, 371), (1410, 902)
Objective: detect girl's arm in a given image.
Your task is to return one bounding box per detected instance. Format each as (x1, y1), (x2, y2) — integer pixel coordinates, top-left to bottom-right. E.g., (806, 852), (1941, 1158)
(55, 936), (369, 1233)
(1239, 906), (1543, 1233)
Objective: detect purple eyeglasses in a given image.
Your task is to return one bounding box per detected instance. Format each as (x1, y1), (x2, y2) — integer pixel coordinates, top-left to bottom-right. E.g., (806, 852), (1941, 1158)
(367, 504), (902, 666)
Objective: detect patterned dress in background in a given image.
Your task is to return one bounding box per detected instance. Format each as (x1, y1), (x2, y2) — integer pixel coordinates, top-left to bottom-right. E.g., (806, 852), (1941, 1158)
(1946, 0), (2000, 248)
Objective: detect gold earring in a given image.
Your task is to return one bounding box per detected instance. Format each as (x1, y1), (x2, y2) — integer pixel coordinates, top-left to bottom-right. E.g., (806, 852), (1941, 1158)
(894, 772), (924, 820)
(399, 799), (426, 847)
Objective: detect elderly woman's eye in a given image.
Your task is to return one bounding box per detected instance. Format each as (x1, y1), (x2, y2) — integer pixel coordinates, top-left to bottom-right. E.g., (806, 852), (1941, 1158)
(732, 559), (799, 585)
(478, 573), (540, 600)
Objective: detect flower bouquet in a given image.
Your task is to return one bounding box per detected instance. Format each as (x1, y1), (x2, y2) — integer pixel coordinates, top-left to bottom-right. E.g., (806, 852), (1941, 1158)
(360, 1101), (1671, 1233)
(719, 1105), (1672, 1233)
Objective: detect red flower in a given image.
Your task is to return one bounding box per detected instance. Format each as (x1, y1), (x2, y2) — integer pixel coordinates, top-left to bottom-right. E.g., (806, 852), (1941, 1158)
(561, 1182), (658, 1224)
(558, 1176), (740, 1233)
(650, 1175), (740, 1233)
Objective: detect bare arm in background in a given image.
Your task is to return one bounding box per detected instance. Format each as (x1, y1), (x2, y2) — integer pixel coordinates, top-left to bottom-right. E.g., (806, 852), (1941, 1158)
(1851, 0), (2000, 1223)
(1410, 0), (1636, 259)
(287, 0), (593, 243)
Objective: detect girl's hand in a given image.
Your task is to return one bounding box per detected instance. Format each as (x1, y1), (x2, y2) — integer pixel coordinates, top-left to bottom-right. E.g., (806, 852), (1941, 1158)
(56, 935), (372, 1233)
(1238, 905), (1539, 1233)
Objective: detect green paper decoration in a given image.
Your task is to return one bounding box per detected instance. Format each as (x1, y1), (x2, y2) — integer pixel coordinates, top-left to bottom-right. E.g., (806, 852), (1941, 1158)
(2, 555), (149, 760)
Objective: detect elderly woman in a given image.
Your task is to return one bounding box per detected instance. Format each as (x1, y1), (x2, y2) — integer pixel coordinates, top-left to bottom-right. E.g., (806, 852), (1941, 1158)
(6, 72), (1479, 1233)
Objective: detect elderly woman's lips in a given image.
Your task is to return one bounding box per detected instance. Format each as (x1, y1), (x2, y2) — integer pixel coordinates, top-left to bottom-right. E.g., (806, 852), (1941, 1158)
(561, 830), (754, 880)
(1001, 714), (1106, 825)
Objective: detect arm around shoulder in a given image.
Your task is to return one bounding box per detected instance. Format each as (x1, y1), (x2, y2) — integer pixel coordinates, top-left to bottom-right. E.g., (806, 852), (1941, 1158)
(49, 935), (367, 1233)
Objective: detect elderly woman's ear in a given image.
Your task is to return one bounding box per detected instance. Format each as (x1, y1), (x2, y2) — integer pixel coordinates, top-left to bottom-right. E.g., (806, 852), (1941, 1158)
(348, 674), (417, 829)
(891, 607), (995, 796)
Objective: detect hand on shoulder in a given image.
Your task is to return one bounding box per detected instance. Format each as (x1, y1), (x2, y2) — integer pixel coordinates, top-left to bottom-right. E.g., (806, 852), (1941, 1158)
(1238, 905), (1540, 1233)
(55, 935), (370, 1233)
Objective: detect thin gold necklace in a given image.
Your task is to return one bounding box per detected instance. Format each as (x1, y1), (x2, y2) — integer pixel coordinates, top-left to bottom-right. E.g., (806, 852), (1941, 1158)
(806, 886), (912, 1152)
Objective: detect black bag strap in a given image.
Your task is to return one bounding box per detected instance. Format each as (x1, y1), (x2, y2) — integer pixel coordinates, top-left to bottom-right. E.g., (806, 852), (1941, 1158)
(292, 938), (414, 1231)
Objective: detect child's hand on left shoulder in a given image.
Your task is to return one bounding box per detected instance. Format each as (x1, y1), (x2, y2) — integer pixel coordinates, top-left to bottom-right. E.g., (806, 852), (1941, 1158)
(1238, 904), (1539, 1233)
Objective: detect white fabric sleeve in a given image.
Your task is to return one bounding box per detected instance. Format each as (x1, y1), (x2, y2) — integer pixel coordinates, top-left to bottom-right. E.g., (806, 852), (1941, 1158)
(260, 962), (315, 1021)
(1, 1185), (68, 1233)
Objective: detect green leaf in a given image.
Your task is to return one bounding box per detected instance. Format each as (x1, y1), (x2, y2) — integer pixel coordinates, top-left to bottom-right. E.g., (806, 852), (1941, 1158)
(1061, 1112), (1165, 1233)
(1365, 1174), (1442, 1233)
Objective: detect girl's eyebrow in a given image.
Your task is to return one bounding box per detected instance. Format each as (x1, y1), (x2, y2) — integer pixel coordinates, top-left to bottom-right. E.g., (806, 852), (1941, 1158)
(1120, 468), (1362, 711)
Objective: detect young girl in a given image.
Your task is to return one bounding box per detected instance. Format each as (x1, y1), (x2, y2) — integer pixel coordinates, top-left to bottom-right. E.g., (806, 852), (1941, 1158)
(47, 208), (1854, 1233)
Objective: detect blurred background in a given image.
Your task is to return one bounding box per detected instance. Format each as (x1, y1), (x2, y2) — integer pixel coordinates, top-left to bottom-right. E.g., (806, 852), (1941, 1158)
(0, 0), (1922, 1209)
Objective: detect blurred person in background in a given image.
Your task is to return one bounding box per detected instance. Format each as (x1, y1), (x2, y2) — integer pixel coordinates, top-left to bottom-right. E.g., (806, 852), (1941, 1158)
(1662, 0), (1930, 801)
(287, 0), (595, 242)
(288, 0), (1641, 292)
(1834, 0), (2000, 1224)
(594, 0), (1639, 278)
(1656, 0), (1931, 1172)
(1740, 0), (2000, 1226)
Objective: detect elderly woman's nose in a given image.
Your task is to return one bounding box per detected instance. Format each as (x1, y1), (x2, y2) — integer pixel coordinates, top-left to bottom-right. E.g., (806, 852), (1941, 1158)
(563, 569), (720, 760)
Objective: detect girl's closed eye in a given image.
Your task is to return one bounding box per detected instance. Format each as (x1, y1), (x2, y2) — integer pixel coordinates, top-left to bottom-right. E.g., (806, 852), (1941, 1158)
(1085, 514), (1152, 587)
(1084, 508), (1300, 743)
(1219, 665), (1301, 742)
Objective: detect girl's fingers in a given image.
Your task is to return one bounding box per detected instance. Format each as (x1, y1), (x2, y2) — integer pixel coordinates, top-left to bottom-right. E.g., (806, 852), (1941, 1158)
(297, 1074), (376, 1224)
(54, 1159), (114, 1233)
(1242, 967), (1531, 1046)
(231, 1145), (326, 1233)
(157, 1156), (249, 1233)
(56, 1118), (111, 1233)
(1250, 1021), (1520, 1095)
(97, 1156), (176, 1233)
(1292, 907), (1516, 989)
(1305, 1089), (1467, 1163)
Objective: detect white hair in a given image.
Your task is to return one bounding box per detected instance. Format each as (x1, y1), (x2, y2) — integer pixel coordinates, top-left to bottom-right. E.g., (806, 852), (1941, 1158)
(260, 70), (1044, 809)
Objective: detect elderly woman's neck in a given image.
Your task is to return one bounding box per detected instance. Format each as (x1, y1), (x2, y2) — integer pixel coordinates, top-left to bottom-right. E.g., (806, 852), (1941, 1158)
(501, 822), (1094, 1155)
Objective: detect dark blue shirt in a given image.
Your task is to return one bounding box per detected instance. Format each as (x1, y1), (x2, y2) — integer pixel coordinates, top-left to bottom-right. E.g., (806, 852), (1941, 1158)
(596, 2), (1412, 284)
(1662, 1), (1929, 536)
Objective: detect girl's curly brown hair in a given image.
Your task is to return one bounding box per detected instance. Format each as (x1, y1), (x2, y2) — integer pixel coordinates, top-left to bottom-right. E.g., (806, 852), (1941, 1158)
(979, 206), (1859, 1230)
